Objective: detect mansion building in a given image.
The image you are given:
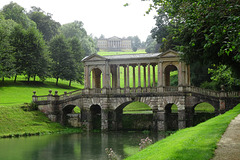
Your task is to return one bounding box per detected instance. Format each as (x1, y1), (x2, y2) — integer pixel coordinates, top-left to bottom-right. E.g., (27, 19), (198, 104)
(97, 36), (132, 51)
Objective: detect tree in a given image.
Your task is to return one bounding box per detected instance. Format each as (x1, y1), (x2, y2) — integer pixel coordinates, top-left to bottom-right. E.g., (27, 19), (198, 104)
(127, 36), (141, 52)
(68, 37), (85, 86)
(145, 35), (160, 53)
(49, 34), (73, 85)
(10, 25), (48, 81)
(150, 0), (240, 78)
(60, 21), (97, 55)
(28, 7), (61, 42)
(0, 17), (17, 81)
(1, 2), (36, 29)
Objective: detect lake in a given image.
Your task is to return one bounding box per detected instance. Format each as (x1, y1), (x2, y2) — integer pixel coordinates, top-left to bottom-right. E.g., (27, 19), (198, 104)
(0, 131), (166, 160)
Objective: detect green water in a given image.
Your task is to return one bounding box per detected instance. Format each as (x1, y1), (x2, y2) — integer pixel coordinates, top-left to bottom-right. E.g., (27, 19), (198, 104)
(0, 132), (165, 160)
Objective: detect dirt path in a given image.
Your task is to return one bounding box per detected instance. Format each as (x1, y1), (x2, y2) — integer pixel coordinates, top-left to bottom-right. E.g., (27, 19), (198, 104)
(212, 114), (240, 160)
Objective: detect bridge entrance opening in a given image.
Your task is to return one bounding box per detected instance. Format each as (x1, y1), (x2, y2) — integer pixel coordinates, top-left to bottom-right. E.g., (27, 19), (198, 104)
(90, 105), (101, 130)
(165, 104), (178, 130)
(114, 101), (153, 131)
(62, 105), (81, 127)
(193, 102), (215, 126)
(165, 65), (178, 86)
(91, 68), (102, 88)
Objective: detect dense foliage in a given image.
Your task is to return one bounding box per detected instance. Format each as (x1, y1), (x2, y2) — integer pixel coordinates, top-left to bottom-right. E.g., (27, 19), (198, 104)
(0, 2), (97, 85)
(150, 0), (240, 90)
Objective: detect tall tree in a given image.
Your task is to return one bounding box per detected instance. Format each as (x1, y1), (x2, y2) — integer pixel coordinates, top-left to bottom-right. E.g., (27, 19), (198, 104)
(10, 25), (48, 81)
(67, 37), (85, 86)
(150, 0), (240, 77)
(60, 21), (97, 55)
(0, 17), (17, 81)
(127, 36), (141, 52)
(1, 2), (36, 29)
(49, 34), (73, 85)
(28, 7), (61, 42)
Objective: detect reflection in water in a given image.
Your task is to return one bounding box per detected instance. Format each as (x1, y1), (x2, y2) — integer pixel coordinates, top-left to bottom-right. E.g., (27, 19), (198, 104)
(0, 132), (166, 160)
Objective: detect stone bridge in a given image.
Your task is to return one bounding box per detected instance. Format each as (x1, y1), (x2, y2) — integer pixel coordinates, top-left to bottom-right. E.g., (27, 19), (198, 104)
(32, 50), (240, 131)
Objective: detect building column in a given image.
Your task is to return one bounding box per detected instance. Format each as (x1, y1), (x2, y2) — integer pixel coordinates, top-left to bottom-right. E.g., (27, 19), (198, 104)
(178, 61), (183, 86)
(156, 110), (167, 131)
(187, 65), (191, 86)
(84, 65), (90, 88)
(158, 61), (163, 87)
(117, 65), (120, 88)
(148, 64), (151, 87)
(178, 110), (186, 129)
(138, 64), (141, 88)
(143, 64), (147, 88)
(101, 109), (108, 131)
(132, 65), (136, 88)
(152, 64), (156, 87)
(126, 64), (130, 88)
(124, 65), (126, 88)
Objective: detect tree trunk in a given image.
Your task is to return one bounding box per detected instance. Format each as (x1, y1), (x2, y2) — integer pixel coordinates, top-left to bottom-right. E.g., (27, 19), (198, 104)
(34, 75), (36, 81)
(14, 75), (17, 83)
(28, 75), (30, 82)
(2, 77), (4, 82)
(69, 80), (72, 87)
(56, 77), (59, 86)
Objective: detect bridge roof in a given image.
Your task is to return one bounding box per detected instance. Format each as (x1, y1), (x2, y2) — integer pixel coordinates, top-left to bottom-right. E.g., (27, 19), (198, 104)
(82, 50), (181, 63)
(103, 53), (161, 60)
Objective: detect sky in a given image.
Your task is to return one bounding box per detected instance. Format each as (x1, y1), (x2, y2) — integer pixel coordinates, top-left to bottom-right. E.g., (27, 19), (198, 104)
(0, 0), (157, 41)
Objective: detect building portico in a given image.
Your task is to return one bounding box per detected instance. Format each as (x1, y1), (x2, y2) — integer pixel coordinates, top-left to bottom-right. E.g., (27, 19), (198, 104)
(82, 50), (191, 91)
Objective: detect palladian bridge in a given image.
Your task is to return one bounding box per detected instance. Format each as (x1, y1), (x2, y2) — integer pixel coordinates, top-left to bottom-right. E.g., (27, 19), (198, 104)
(32, 50), (240, 131)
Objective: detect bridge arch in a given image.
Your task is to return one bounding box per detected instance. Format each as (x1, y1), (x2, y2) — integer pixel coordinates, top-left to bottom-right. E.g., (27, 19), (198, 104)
(164, 64), (178, 86)
(90, 104), (102, 130)
(90, 67), (103, 89)
(164, 103), (179, 130)
(62, 104), (81, 125)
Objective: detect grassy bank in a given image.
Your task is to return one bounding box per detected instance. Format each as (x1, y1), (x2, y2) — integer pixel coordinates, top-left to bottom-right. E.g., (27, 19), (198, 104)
(0, 105), (82, 138)
(0, 78), (83, 138)
(126, 104), (240, 160)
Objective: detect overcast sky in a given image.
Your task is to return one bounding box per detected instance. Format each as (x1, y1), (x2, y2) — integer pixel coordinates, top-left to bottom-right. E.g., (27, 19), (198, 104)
(0, 0), (157, 41)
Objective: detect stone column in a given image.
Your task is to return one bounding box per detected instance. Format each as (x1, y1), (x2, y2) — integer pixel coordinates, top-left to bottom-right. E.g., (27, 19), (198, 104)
(124, 65), (126, 88)
(101, 109), (108, 131)
(143, 64), (147, 88)
(126, 64), (130, 88)
(156, 110), (166, 131)
(138, 64), (141, 88)
(81, 109), (91, 130)
(187, 65), (191, 86)
(84, 65), (90, 88)
(157, 61), (163, 87)
(178, 110), (186, 129)
(152, 64), (156, 87)
(117, 65), (120, 88)
(178, 61), (183, 86)
(132, 65), (136, 88)
(148, 64), (151, 87)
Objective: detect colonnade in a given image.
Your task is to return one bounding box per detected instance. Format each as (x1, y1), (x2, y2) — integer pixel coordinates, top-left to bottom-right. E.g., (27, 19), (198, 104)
(84, 61), (190, 89)
(108, 40), (121, 49)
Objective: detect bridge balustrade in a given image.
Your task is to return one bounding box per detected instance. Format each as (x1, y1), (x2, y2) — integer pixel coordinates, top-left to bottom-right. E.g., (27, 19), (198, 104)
(33, 86), (240, 103)
(35, 96), (48, 101)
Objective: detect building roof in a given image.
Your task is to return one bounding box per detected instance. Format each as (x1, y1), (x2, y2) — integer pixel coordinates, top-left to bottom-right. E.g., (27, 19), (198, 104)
(103, 53), (162, 60)
(82, 50), (181, 62)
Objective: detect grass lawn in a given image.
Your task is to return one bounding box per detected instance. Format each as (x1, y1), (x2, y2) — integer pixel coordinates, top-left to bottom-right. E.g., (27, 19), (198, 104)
(0, 105), (67, 137)
(0, 77), (83, 138)
(98, 49), (146, 56)
(0, 77), (83, 106)
(125, 104), (240, 160)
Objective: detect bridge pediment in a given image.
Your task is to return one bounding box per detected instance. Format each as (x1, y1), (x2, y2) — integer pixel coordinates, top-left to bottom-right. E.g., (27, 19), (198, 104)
(82, 54), (107, 62)
(158, 50), (181, 58)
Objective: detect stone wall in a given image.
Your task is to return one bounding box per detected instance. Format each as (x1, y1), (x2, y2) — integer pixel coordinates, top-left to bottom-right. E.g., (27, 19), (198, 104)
(122, 114), (153, 130)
